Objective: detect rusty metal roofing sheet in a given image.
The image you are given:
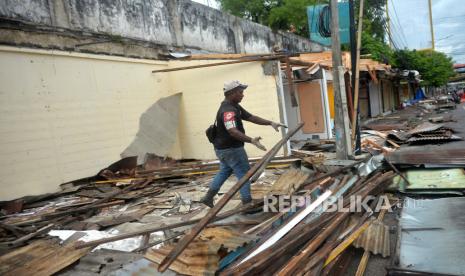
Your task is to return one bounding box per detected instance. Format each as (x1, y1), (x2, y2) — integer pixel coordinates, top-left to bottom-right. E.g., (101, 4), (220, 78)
(407, 134), (462, 143)
(353, 219), (390, 257)
(407, 122), (444, 135)
(387, 130), (410, 142)
(386, 149), (465, 166)
(364, 122), (408, 131)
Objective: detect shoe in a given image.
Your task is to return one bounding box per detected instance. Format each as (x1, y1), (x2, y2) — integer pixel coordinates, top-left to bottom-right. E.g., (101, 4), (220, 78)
(200, 189), (218, 208)
(241, 198), (252, 205)
(242, 198), (262, 214)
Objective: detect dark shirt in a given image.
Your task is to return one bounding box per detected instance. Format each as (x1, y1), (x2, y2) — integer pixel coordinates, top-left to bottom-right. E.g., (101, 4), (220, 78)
(213, 100), (252, 149)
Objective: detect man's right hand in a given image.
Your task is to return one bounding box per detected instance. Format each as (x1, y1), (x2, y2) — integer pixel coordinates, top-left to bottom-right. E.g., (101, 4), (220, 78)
(251, 137), (267, 151)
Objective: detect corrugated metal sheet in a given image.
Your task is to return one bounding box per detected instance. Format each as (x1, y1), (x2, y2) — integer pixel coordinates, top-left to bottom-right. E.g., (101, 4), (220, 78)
(408, 122), (444, 135)
(387, 130), (410, 143)
(364, 122), (408, 131)
(387, 149), (465, 166)
(407, 134), (462, 143)
(353, 219), (390, 257)
(144, 227), (255, 276)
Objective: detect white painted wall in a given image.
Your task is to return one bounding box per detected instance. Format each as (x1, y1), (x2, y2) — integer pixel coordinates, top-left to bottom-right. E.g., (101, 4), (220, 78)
(0, 46), (175, 200)
(0, 46), (283, 200)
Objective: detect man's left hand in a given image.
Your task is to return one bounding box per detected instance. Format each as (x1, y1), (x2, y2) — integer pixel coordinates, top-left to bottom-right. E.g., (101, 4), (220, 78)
(271, 122), (288, 132)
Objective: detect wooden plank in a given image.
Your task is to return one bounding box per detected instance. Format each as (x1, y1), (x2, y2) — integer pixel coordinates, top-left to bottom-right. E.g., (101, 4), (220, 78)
(189, 53), (273, 60)
(285, 57), (298, 106)
(0, 239), (90, 276)
(152, 55), (284, 73)
(269, 169), (309, 195)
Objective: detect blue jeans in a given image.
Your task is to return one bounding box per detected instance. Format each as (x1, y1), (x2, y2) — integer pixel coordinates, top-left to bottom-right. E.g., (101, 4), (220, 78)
(210, 147), (252, 202)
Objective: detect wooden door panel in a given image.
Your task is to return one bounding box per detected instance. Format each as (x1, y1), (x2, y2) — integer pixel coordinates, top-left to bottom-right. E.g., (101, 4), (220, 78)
(297, 82), (325, 133)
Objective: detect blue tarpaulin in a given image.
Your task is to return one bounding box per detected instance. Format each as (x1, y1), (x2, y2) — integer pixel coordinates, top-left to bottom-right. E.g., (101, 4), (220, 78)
(414, 87), (426, 100)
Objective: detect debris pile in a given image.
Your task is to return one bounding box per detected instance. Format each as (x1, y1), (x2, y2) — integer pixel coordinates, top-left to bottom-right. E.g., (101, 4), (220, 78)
(1, 102), (464, 275)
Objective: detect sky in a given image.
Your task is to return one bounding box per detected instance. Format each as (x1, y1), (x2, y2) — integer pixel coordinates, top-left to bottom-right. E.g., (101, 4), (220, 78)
(192, 0), (220, 9)
(388, 0), (465, 64)
(192, 0), (465, 64)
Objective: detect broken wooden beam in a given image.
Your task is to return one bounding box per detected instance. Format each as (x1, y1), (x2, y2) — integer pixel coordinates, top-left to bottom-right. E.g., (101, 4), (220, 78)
(276, 171), (394, 275)
(0, 222), (28, 238)
(157, 123), (304, 272)
(43, 200), (126, 219)
(45, 179), (152, 220)
(284, 57), (298, 106)
(4, 223), (54, 247)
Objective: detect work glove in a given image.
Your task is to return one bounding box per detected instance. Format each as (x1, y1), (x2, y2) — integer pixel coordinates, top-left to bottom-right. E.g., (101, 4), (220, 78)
(251, 137), (267, 151)
(271, 121), (288, 132)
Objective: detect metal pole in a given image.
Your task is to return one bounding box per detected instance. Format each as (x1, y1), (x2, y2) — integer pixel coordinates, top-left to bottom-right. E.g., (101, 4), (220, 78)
(330, 0), (352, 159)
(428, 0), (435, 50)
(386, 0), (392, 49)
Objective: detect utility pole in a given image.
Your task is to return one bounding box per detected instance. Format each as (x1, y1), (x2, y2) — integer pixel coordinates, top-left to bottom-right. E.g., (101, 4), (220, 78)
(351, 0), (364, 145)
(428, 0), (435, 50)
(330, 0), (352, 159)
(349, 0), (361, 154)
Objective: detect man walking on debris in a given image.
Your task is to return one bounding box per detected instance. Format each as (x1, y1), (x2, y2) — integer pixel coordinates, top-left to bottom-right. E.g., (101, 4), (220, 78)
(201, 80), (287, 208)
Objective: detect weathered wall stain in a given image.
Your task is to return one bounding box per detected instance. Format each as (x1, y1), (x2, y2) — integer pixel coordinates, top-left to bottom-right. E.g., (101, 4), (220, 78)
(0, 0), (326, 57)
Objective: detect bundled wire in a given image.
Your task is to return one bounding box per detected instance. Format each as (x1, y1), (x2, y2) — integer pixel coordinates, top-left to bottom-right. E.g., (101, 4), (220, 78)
(318, 5), (332, 37)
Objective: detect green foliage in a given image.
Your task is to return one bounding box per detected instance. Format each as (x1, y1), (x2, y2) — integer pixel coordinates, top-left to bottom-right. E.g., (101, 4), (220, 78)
(218, 0), (453, 87)
(268, 0), (319, 37)
(357, 0), (394, 64)
(361, 32), (395, 65)
(393, 49), (455, 87)
(360, 0), (387, 41)
(217, 0), (282, 25)
(218, 0), (319, 37)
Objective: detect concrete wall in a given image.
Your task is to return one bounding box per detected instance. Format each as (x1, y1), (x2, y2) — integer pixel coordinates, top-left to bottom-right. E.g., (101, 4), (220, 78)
(0, 46), (283, 200)
(0, 0), (325, 58)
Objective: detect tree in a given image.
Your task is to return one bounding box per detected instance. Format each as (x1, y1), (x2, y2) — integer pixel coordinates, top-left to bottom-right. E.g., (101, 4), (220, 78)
(218, 0), (454, 87)
(394, 49), (455, 87)
(217, 0), (283, 25)
(360, 0), (387, 41)
(358, 0), (395, 64)
(361, 32), (395, 65)
(218, 0), (318, 37)
(268, 0), (319, 37)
